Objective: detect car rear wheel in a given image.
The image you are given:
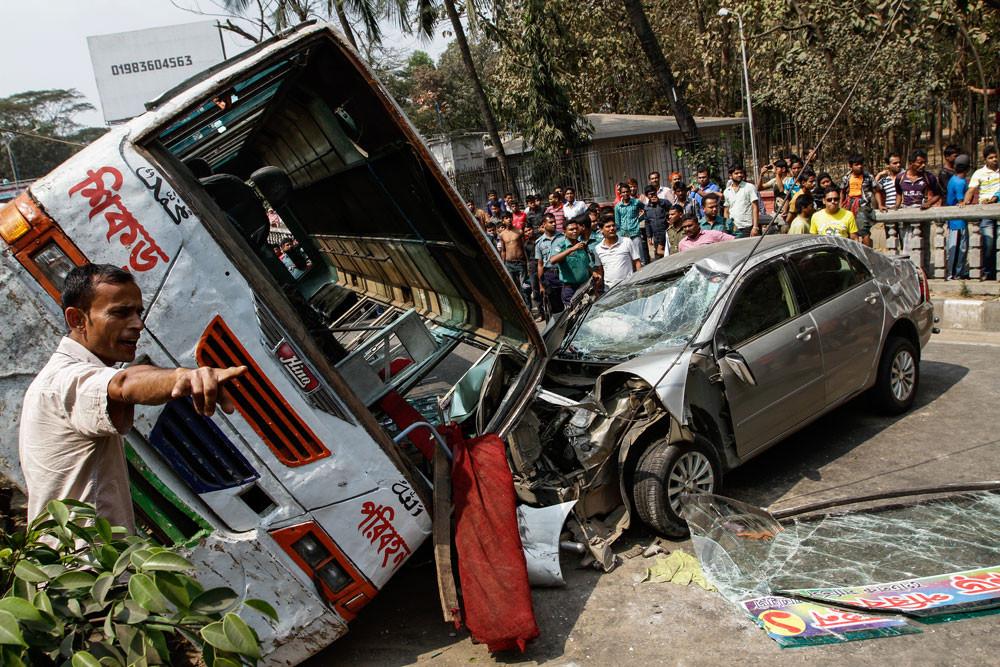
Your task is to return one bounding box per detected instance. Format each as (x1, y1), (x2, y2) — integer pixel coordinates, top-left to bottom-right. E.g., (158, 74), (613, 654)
(873, 336), (919, 414)
(632, 436), (720, 537)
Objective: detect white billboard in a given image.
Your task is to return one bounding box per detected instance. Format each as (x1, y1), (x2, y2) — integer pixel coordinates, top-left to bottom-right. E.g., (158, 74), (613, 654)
(88, 21), (226, 124)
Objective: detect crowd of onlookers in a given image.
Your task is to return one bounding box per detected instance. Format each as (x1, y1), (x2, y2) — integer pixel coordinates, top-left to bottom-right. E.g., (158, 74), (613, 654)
(466, 145), (1000, 320)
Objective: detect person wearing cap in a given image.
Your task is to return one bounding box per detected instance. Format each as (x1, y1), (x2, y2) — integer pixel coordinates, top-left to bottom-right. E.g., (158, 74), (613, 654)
(946, 155), (972, 280)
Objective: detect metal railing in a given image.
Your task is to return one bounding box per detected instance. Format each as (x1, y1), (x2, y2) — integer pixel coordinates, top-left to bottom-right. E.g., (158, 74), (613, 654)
(873, 204), (1000, 279)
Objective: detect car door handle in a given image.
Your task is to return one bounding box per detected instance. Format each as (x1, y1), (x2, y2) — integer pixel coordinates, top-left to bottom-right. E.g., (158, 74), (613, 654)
(865, 291), (880, 304)
(796, 326), (815, 341)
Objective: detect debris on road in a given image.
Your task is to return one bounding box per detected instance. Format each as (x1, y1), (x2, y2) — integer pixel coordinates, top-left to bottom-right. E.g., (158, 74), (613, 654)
(681, 489), (1000, 647)
(642, 550), (716, 591)
(517, 501), (577, 586)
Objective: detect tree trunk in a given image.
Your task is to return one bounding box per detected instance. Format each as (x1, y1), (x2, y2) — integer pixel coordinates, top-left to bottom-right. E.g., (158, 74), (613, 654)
(623, 0), (700, 140)
(442, 0), (518, 198)
(691, 0), (719, 113)
(334, 2), (359, 51)
(933, 98), (942, 161)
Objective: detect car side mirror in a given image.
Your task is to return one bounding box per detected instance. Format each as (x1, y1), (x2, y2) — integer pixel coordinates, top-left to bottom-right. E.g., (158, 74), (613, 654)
(723, 350), (758, 386)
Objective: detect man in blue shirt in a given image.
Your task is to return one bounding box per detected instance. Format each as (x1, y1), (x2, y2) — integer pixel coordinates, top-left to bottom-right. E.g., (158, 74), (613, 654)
(534, 213), (565, 317)
(614, 182), (646, 264)
(691, 167), (721, 207)
(643, 186), (670, 260)
(946, 155), (971, 280)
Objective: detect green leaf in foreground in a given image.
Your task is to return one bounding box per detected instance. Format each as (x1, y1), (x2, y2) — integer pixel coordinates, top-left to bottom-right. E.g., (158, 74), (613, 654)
(200, 621), (238, 653)
(140, 552), (193, 572)
(71, 651), (102, 667)
(128, 574), (168, 614)
(223, 612), (260, 659)
(191, 588), (239, 614)
(0, 610), (27, 647)
(0, 598), (43, 623)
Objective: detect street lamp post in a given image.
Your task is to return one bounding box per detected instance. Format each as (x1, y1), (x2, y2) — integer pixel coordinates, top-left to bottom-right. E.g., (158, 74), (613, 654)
(718, 8), (759, 179)
(2, 136), (21, 195)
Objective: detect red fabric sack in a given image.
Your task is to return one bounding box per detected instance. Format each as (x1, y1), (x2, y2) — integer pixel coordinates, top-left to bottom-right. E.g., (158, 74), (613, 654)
(441, 423), (539, 652)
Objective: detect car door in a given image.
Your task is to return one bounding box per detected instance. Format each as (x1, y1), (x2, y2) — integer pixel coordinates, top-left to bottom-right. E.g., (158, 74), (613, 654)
(717, 259), (826, 457)
(789, 247), (885, 405)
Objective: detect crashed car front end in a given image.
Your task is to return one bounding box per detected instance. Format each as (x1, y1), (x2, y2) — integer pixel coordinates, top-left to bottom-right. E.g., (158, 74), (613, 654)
(506, 261), (740, 562)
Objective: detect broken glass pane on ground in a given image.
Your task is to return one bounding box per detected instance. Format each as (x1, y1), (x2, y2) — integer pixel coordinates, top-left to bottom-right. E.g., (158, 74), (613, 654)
(682, 490), (1000, 646)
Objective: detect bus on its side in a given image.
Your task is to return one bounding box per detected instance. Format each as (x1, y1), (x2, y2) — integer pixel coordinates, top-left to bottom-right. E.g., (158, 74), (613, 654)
(0, 21), (544, 664)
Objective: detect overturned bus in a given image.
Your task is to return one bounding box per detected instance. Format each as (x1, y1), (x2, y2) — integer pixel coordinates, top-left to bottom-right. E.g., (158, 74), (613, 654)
(0, 21), (544, 663)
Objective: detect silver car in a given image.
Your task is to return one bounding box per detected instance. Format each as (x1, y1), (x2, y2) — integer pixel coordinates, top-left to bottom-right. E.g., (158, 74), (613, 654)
(513, 235), (933, 539)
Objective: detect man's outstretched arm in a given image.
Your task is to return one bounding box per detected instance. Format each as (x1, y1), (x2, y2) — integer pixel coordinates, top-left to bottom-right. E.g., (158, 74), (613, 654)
(108, 365), (247, 417)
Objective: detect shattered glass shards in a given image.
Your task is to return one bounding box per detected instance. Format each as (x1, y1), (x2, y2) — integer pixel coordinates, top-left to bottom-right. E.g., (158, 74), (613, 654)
(562, 266), (725, 361)
(682, 491), (1000, 647)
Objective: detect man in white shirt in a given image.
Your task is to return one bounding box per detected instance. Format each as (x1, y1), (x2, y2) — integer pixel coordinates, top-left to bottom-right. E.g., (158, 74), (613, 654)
(562, 187), (588, 220)
(19, 264), (246, 531)
(644, 171), (672, 204)
(594, 218), (641, 290)
(722, 164), (760, 237)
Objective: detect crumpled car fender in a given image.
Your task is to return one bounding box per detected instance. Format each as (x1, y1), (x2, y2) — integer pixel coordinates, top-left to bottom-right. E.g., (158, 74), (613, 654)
(595, 347), (696, 427)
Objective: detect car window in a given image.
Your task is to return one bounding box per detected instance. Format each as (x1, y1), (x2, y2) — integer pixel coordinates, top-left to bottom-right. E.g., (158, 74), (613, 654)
(722, 263), (797, 347)
(791, 248), (868, 306)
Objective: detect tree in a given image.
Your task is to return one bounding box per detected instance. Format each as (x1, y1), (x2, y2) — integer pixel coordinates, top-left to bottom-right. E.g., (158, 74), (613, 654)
(372, 46), (485, 136)
(212, 0), (408, 50)
(412, 0), (519, 197)
(622, 0), (700, 139)
(0, 89), (107, 182)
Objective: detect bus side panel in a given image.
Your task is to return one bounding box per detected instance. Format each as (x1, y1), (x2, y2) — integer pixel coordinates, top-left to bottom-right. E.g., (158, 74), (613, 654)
(184, 531), (347, 665)
(0, 253), (66, 489)
(312, 481), (431, 590)
(30, 134), (183, 304)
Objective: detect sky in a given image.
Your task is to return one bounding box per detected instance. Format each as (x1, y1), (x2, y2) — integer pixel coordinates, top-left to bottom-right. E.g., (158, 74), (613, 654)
(3, 0), (448, 128)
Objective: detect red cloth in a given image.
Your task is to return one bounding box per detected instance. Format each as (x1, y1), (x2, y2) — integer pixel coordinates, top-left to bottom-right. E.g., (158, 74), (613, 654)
(378, 390), (435, 461)
(442, 423), (539, 652)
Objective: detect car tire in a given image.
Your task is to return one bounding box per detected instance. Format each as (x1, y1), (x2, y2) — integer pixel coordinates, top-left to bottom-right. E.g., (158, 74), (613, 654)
(632, 436), (720, 537)
(873, 336), (919, 414)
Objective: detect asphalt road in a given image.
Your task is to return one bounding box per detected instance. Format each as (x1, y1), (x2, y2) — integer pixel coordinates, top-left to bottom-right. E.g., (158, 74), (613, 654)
(308, 331), (1000, 666)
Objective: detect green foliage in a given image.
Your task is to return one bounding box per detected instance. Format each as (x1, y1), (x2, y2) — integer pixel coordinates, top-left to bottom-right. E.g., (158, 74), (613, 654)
(0, 89), (107, 182)
(372, 42), (492, 137)
(0, 499), (276, 666)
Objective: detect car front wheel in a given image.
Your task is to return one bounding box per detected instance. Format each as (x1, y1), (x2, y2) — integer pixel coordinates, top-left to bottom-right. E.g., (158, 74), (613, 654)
(632, 436), (720, 537)
(873, 336), (919, 414)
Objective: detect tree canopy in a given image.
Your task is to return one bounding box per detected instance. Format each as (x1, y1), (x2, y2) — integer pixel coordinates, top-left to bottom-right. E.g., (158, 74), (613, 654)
(0, 89), (107, 182)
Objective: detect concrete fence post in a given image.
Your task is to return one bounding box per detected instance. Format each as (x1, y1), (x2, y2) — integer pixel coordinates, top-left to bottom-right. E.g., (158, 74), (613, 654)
(969, 220), (982, 280)
(931, 220), (946, 278)
(886, 221), (899, 254)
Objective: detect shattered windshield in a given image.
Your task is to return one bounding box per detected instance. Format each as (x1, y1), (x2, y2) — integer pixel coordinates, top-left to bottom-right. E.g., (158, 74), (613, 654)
(561, 265), (726, 361)
(682, 491), (1000, 646)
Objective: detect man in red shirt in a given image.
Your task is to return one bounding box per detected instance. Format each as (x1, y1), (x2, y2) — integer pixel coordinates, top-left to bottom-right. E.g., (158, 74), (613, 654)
(510, 200), (527, 229)
(545, 192), (566, 233)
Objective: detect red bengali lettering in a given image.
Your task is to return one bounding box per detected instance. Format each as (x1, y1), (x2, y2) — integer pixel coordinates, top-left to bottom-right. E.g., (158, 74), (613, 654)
(809, 610), (881, 628)
(854, 592), (953, 610)
(357, 501), (411, 570)
(951, 571), (1000, 596)
(69, 166), (169, 272)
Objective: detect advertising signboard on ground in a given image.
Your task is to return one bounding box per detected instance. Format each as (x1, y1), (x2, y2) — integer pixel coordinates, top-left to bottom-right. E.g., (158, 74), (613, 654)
(87, 21), (225, 124)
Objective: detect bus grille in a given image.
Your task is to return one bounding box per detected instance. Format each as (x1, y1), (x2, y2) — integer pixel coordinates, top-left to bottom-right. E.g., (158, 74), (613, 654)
(197, 315), (331, 466)
(148, 398), (259, 493)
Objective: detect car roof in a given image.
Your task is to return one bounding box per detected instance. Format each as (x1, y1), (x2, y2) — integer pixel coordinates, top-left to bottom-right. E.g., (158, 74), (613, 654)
(622, 235), (852, 284)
